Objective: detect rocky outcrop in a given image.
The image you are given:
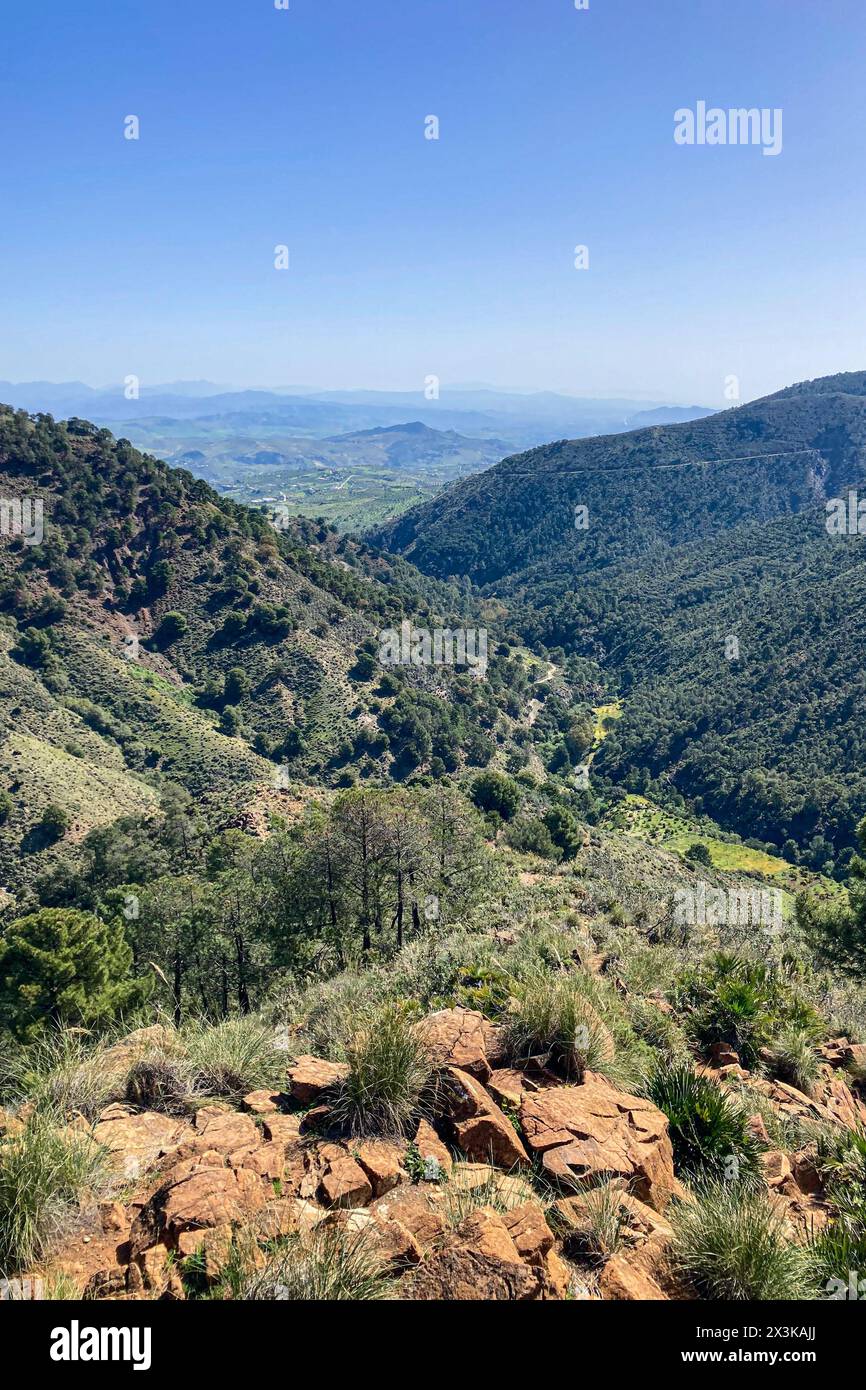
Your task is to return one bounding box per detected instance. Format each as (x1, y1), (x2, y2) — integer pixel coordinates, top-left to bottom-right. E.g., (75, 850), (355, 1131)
(416, 1007), (501, 1081)
(520, 1073), (676, 1210)
(92, 1103), (190, 1174)
(436, 1065), (529, 1169)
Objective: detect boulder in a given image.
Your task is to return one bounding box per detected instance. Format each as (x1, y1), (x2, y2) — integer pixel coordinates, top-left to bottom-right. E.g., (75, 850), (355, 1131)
(519, 1073), (675, 1211)
(437, 1066), (529, 1169)
(317, 1144), (373, 1209)
(846, 1043), (866, 1083)
(130, 1165), (267, 1253)
(708, 1042), (740, 1068)
(501, 1201), (555, 1266)
(241, 1090), (283, 1115)
(92, 1104), (190, 1175)
(370, 1185), (447, 1250)
(416, 1007), (497, 1081)
(599, 1253), (669, 1300)
(192, 1106), (260, 1153)
(355, 1139), (406, 1198)
(453, 1207), (524, 1265)
(487, 1068), (527, 1111)
(288, 1055), (349, 1104)
(413, 1118), (452, 1177)
(261, 1113), (303, 1150)
(762, 1150), (793, 1190)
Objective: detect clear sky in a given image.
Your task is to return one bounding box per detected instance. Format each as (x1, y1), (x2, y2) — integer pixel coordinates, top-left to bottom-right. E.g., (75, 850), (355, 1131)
(1, 0), (865, 404)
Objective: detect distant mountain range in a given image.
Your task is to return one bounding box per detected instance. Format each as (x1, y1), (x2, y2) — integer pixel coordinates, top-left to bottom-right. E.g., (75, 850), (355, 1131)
(0, 380), (713, 453)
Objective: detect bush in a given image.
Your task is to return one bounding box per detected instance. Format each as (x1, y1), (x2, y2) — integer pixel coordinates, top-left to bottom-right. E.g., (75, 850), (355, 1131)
(330, 1003), (432, 1138)
(38, 803), (69, 843)
(0, 1112), (107, 1271)
(670, 1183), (814, 1300)
(470, 771), (521, 821)
(674, 952), (820, 1070)
(647, 1062), (761, 1184)
(685, 842), (712, 867)
(154, 610), (188, 647)
(503, 818), (560, 860)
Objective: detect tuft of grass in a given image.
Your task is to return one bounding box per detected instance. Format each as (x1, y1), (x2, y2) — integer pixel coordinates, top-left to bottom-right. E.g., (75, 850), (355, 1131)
(559, 1183), (627, 1261)
(504, 969), (616, 1083)
(0, 1111), (107, 1272)
(0, 1030), (121, 1123)
(648, 1062), (762, 1184)
(242, 1226), (389, 1301)
(808, 1127), (866, 1293)
(763, 1026), (820, 1096)
(442, 1163), (536, 1227)
(125, 1054), (196, 1115)
(330, 1003), (432, 1138)
(670, 1183), (815, 1301)
(182, 1017), (284, 1102)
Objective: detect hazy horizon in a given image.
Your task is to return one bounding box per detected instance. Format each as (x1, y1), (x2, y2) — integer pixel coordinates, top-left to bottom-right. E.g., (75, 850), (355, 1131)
(2, 0), (865, 405)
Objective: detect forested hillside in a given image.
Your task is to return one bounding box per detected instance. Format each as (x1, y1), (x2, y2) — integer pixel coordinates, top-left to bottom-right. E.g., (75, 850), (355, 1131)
(375, 375), (866, 868)
(0, 406), (540, 901)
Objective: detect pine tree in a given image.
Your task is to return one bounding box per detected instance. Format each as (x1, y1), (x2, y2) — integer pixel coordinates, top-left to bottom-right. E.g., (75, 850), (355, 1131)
(0, 908), (149, 1040)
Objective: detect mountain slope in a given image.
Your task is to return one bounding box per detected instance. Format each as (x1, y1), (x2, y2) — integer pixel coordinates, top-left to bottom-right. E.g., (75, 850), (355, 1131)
(373, 373), (866, 867)
(0, 406), (535, 901)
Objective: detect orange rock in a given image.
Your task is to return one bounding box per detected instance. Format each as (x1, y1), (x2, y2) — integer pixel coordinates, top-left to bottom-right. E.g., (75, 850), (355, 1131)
(413, 1118), (452, 1177)
(453, 1207), (523, 1264)
(416, 1007), (496, 1081)
(355, 1139), (406, 1197)
(438, 1066), (529, 1169)
(288, 1055), (349, 1104)
(501, 1200), (555, 1266)
(318, 1144), (373, 1209)
(599, 1252), (669, 1300)
(520, 1073), (675, 1211)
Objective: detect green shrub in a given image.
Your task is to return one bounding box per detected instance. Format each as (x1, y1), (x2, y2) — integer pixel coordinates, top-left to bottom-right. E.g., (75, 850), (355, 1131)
(503, 818), (560, 860)
(648, 1062), (761, 1184)
(670, 1183), (814, 1300)
(470, 771), (521, 821)
(330, 1003), (432, 1138)
(0, 908), (148, 1042)
(674, 952), (820, 1069)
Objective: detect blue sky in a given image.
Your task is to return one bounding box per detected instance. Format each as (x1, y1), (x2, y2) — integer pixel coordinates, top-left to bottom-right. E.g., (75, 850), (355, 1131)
(1, 0), (864, 403)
